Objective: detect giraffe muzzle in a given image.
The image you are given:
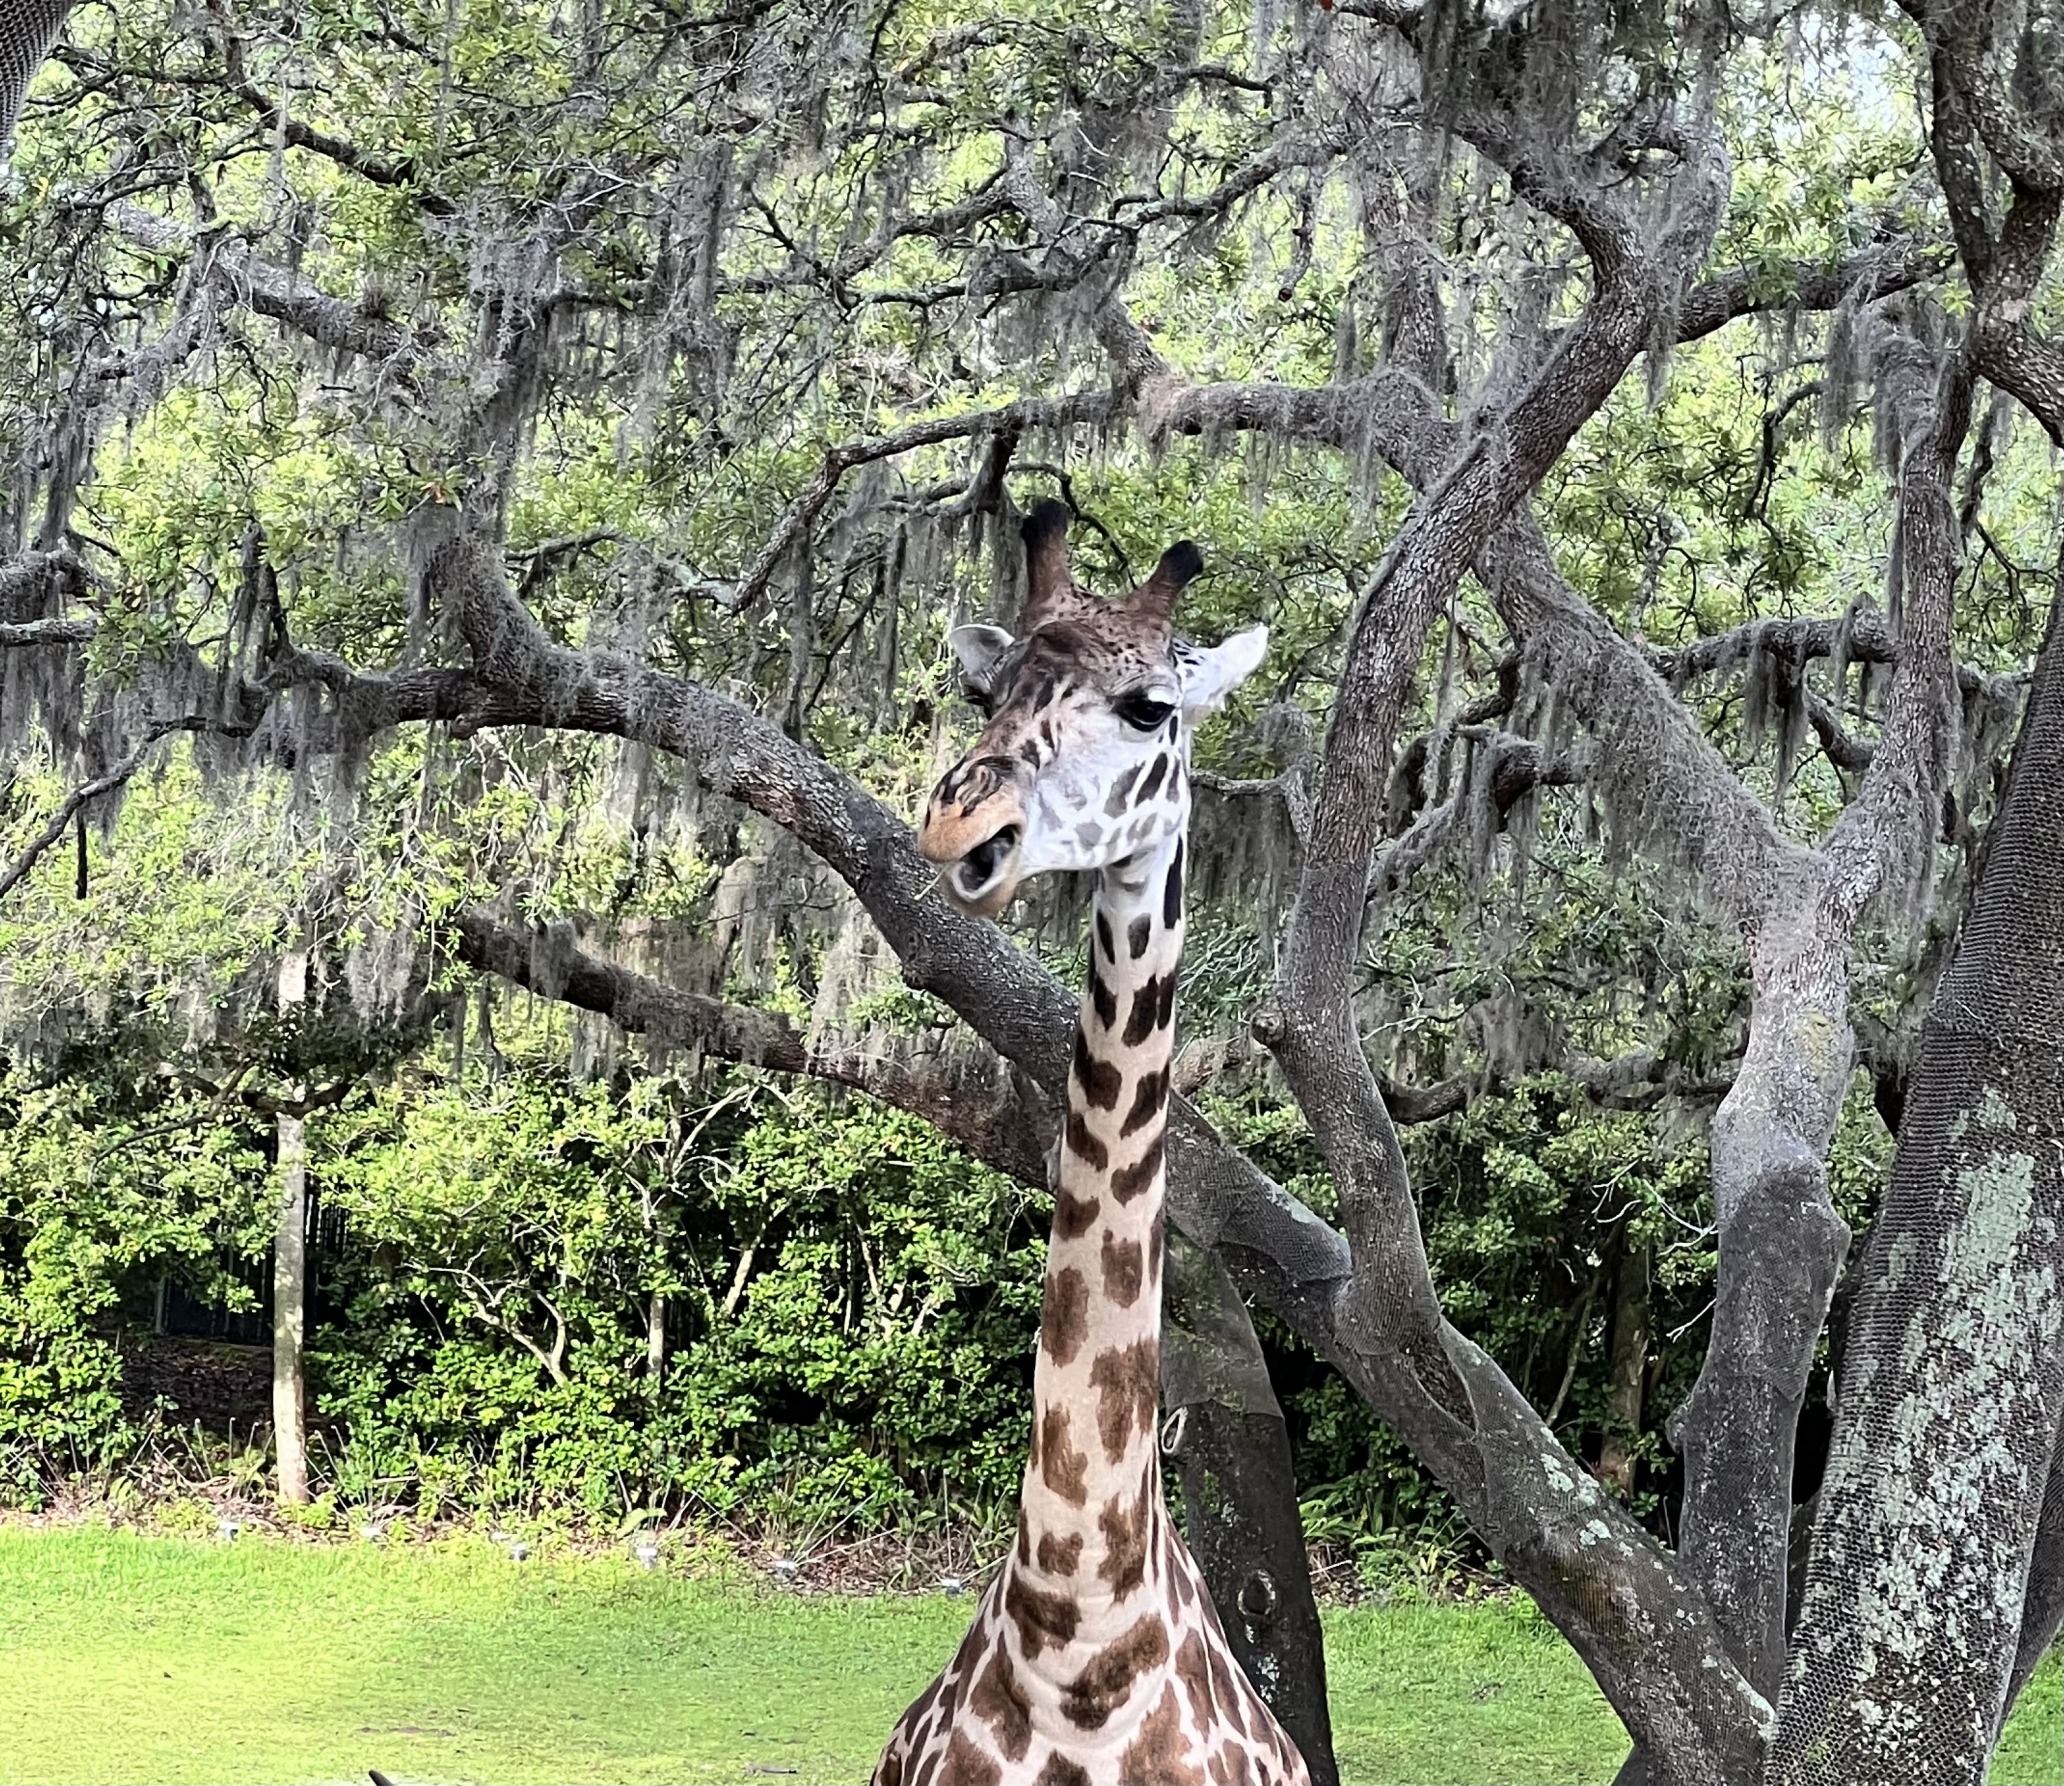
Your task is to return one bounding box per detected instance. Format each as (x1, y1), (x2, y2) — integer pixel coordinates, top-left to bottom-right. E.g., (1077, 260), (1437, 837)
(942, 823), (1021, 916)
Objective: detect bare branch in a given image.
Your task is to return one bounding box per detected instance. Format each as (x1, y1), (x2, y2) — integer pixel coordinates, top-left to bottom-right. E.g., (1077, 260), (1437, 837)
(730, 390), (1118, 612)
(220, 76), (457, 217)
(450, 909), (1050, 1187)
(0, 726), (180, 904)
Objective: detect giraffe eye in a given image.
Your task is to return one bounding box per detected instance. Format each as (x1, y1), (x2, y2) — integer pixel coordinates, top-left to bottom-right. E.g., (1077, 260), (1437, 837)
(1115, 691), (1175, 732)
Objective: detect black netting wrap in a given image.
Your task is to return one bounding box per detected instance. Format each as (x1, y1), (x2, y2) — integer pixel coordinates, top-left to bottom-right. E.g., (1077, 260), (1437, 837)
(0, 1), (70, 153)
(1774, 589), (2064, 1784)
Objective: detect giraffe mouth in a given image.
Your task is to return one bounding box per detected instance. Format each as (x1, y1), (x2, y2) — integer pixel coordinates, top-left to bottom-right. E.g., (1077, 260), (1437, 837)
(943, 825), (1021, 916)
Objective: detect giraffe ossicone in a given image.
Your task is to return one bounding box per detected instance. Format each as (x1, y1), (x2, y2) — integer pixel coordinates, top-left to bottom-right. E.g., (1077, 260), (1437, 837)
(875, 500), (1307, 1786)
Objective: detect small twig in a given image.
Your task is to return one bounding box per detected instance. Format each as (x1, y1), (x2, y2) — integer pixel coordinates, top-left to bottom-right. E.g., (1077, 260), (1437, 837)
(730, 391), (1118, 613)
(0, 733), (166, 904)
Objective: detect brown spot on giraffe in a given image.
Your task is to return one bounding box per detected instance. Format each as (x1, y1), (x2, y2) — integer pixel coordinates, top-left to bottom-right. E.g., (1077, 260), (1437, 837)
(1127, 914), (1153, 959)
(1089, 969), (1118, 1030)
(940, 1729), (1003, 1785)
(1036, 1530), (1083, 1576)
(1005, 1571), (1082, 1662)
(1058, 1612), (1169, 1729)
(1120, 1067), (1168, 1137)
(969, 1645), (1033, 1763)
(1064, 1111), (1107, 1171)
(1098, 1469), (1153, 1599)
(1174, 1630), (1213, 1726)
(1040, 1267), (1090, 1366)
(1101, 1229), (1144, 1307)
(1039, 1406), (1088, 1506)
(1071, 1030), (1121, 1109)
(1203, 1639), (1251, 1737)
(1110, 1136), (1164, 1203)
(1089, 1338), (1161, 1462)
(1053, 1187), (1102, 1241)
(1035, 1756), (1090, 1786)
(1122, 976), (1163, 1046)
(1119, 1681), (1206, 1785)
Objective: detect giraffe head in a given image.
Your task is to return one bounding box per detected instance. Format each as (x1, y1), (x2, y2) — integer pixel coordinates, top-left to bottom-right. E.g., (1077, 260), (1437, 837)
(920, 499), (1268, 917)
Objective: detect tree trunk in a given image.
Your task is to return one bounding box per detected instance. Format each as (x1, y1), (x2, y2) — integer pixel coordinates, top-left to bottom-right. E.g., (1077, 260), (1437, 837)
(1599, 1240), (1651, 1498)
(1773, 583), (2064, 1784)
(646, 1289), (667, 1390)
(1161, 1227), (1338, 1786)
(273, 946), (310, 1507)
(2002, 1431), (2064, 1728)
(0, 0), (69, 153)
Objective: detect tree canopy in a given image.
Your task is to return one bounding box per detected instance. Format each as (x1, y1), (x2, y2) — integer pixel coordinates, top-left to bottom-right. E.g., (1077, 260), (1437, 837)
(3, 3), (2064, 1783)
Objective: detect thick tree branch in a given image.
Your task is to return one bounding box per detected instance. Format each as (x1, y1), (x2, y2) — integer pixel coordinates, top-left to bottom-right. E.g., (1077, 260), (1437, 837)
(108, 203), (420, 366)
(450, 909), (1048, 1186)
(1674, 240), (1952, 344)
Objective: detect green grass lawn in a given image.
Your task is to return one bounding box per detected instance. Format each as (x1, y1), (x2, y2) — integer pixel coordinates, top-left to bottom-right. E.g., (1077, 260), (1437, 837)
(0, 1526), (2053, 1785)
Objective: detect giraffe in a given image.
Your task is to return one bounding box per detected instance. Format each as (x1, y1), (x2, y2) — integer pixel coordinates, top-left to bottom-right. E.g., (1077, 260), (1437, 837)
(875, 500), (1309, 1786)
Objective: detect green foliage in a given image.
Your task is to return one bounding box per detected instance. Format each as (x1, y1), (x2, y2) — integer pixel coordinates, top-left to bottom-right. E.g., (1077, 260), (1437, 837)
(315, 1071), (1046, 1523)
(0, 1058), (274, 1484)
(0, 1043), (1048, 1526)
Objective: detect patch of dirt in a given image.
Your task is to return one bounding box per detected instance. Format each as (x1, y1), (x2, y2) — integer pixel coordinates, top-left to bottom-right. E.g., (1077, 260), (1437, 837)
(114, 1334), (273, 1433)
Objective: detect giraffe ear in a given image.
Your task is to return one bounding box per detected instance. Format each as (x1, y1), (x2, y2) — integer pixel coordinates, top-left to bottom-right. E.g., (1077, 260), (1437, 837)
(1176, 624), (1268, 718)
(949, 623), (1014, 692)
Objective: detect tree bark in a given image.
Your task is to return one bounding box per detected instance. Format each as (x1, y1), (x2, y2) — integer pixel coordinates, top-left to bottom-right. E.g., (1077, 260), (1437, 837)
(273, 945), (311, 1508)
(1162, 1228), (1338, 1786)
(2002, 1430), (2064, 1725)
(0, 0), (68, 152)
(646, 1290), (667, 1391)
(1598, 1241), (1651, 1499)
(1773, 581), (2064, 1785)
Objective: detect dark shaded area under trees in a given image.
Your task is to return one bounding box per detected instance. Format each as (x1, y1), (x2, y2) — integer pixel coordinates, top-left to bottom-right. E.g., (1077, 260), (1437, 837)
(2, 2), (2063, 1782)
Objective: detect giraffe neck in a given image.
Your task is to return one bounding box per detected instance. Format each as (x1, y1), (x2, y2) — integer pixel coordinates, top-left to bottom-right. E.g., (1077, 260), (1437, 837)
(1017, 814), (1187, 1648)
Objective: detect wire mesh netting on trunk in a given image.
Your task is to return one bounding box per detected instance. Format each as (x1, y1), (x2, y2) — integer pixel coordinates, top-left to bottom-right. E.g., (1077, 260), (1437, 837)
(1774, 589), (2064, 1784)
